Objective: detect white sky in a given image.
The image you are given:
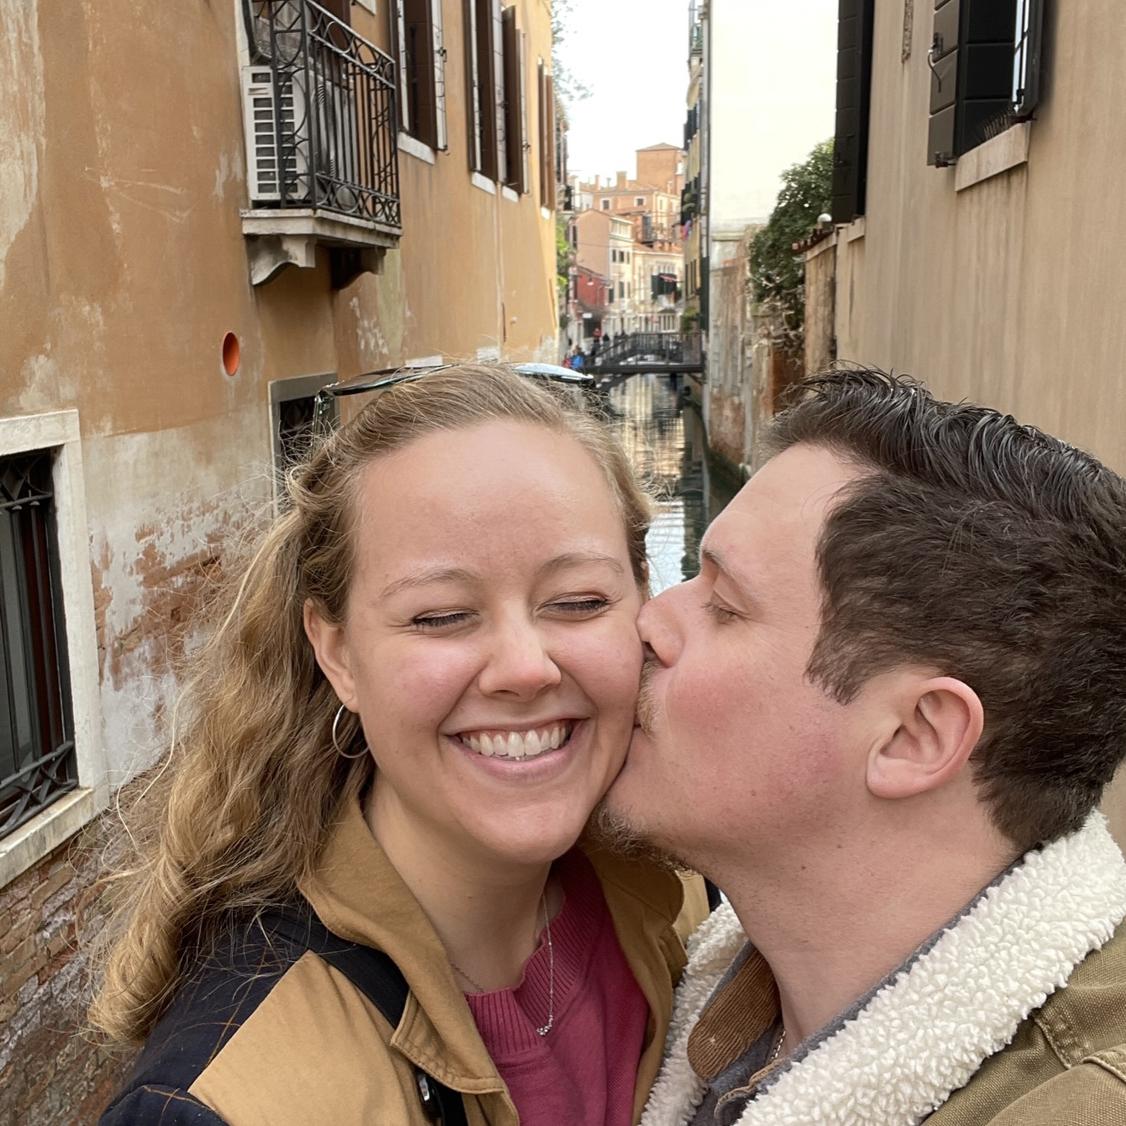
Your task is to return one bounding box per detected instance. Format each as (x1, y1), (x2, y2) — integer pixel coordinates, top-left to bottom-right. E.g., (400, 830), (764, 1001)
(557, 0), (838, 217)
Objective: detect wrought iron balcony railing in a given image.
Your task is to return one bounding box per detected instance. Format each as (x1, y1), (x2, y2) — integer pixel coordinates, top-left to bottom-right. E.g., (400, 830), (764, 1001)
(244, 1), (401, 229)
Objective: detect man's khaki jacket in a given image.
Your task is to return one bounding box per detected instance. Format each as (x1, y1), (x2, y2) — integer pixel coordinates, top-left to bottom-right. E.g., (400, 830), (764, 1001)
(103, 801), (708, 1125)
(931, 921), (1126, 1124)
(639, 813), (1126, 1126)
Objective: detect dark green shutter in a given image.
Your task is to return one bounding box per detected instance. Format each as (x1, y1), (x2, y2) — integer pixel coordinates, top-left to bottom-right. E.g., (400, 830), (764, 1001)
(830, 0), (875, 223)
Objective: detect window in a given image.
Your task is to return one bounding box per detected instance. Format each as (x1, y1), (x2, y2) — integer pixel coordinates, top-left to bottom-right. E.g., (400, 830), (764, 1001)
(635, 196), (645, 206)
(396, 0), (446, 150)
(537, 60), (555, 209)
(270, 375), (339, 506)
(0, 452), (75, 841)
(465, 0), (500, 178)
(927, 0), (1045, 166)
(501, 6), (528, 193)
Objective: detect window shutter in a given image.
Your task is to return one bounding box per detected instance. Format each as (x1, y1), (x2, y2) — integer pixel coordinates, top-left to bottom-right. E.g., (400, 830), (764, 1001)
(517, 30), (529, 193)
(502, 6), (524, 191)
(464, 0), (482, 171)
(395, 0), (411, 135)
(320, 0), (352, 24)
(830, 0), (875, 223)
(927, 0), (959, 165)
(431, 0), (447, 151)
(492, 0), (507, 183)
(406, 0), (438, 147)
(545, 73), (556, 208)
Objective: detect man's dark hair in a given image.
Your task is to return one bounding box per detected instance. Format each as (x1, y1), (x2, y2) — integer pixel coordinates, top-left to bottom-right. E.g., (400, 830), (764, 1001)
(764, 370), (1126, 851)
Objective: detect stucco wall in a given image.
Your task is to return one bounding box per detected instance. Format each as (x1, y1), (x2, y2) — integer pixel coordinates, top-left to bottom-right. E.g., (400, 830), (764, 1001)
(0, 0), (558, 787)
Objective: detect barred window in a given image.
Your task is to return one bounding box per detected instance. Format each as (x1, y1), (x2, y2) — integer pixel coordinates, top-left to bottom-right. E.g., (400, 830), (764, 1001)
(0, 451), (76, 840)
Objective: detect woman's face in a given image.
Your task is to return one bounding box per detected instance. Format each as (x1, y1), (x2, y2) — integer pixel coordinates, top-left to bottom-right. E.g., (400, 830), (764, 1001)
(306, 419), (644, 870)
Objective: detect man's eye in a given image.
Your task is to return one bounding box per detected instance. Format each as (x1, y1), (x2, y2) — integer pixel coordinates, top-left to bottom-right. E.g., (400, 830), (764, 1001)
(703, 599), (739, 623)
(551, 597), (610, 616)
(411, 611), (473, 630)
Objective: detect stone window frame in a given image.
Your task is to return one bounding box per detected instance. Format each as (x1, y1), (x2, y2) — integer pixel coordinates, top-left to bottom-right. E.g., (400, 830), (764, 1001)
(0, 410), (106, 889)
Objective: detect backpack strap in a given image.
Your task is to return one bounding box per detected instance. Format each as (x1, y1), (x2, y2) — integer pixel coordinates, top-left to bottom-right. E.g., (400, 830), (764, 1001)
(261, 905), (469, 1126)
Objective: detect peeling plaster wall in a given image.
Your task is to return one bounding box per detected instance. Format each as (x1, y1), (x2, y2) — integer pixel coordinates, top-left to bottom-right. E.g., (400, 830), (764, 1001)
(0, 0), (559, 793)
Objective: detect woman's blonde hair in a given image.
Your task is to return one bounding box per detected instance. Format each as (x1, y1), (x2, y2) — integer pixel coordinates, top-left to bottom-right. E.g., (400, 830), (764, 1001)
(90, 365), (651, 1043)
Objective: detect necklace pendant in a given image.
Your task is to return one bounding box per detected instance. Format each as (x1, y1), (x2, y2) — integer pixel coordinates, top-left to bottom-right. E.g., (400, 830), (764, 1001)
(535, 1016), (553, 1037)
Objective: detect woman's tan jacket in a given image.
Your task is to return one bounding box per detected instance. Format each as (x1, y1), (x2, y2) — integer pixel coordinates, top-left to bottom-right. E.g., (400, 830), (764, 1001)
(103, 800), (709, 1125)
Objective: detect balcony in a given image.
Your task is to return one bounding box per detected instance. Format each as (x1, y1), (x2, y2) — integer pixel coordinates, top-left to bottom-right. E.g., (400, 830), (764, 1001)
(240, 1), (401, 285)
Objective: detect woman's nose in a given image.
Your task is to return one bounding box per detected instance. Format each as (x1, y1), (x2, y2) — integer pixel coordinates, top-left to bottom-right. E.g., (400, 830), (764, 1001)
(477, 620), (562, 697)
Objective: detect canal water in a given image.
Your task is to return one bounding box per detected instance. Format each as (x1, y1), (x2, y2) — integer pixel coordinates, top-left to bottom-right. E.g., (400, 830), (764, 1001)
(602, 373), (739, 595)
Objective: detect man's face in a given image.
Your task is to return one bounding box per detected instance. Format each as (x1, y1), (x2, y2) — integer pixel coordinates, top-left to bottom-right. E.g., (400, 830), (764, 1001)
(605, 444), (879, 871)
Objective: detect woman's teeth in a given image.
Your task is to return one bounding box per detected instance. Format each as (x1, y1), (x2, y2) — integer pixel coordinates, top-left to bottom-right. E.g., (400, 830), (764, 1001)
(459, 723), (573, 761)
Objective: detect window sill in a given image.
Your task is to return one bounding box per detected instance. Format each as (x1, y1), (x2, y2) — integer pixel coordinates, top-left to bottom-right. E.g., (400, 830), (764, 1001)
(955, 123), (1030, 192)
(471, 172), (497, 195)
(0, 787), (103, 888)
(540, 206), (552, 221)
(398, 132), (436, 165)
(501, 186), (520, 203)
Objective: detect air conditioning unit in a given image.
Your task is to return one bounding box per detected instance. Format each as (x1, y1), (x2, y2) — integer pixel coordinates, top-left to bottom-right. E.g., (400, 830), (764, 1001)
(241, 64), (359, 212)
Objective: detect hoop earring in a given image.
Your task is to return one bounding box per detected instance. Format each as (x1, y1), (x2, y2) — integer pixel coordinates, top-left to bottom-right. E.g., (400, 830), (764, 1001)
(332, 703), (369, 760)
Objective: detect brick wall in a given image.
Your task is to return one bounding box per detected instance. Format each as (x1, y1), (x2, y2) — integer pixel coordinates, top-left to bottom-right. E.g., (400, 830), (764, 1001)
(0, 816), (130, 1125)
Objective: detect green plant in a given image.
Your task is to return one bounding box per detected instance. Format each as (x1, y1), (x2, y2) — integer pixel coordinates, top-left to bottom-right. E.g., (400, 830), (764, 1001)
(749, 139), (833, 330)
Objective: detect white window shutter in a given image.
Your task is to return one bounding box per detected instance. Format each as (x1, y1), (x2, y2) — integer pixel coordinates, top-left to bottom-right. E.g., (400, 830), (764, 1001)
(395, 0), (411, 134)
(431, 0), (447, 150)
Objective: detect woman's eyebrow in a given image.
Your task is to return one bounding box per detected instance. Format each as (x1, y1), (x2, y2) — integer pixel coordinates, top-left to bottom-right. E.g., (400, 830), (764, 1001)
(537, 552), (625, 577)
(380, 567), (476, 598)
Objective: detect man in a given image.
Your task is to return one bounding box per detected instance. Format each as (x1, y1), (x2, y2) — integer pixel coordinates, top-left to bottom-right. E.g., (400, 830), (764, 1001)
(606, 371), (1126, 1125)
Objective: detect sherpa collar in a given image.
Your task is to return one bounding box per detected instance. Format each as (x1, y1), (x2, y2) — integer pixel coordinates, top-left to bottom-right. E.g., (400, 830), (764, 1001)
(641, 813), (1126, 1126)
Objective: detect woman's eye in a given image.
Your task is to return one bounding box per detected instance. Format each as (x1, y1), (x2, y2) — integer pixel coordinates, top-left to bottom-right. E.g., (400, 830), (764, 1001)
(703, 599), (739, 624)
(550, 597), (610, 616)
(411, 611), (473, 630)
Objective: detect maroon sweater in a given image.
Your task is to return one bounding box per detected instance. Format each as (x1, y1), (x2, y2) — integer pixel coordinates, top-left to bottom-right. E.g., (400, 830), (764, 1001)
(465, 852), (650, 1125)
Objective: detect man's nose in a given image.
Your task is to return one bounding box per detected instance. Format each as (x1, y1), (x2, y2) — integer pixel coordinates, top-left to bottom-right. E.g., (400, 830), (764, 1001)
(637, 587), (682, 667)
(477, 618), (562, 697)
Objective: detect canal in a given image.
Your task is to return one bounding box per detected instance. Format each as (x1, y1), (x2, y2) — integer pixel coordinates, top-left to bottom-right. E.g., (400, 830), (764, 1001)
(602, 373), (739, 595)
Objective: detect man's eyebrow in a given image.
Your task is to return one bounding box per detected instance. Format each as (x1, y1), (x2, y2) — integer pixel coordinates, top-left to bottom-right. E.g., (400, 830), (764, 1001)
(700, 544), (726, 573)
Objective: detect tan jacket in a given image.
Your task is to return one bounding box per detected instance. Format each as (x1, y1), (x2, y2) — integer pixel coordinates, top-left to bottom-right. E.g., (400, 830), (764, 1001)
(930, 922), (1126, 1125)
(106, 800), (708, 1125)
(639, 813), (1126, 1126)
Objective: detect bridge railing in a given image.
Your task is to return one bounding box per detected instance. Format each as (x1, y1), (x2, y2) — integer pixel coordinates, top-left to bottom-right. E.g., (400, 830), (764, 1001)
(592, 331), (703, 370)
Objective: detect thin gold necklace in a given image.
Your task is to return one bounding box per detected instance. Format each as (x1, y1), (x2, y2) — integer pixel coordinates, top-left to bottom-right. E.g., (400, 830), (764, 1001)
(450, 893), (556, 1037)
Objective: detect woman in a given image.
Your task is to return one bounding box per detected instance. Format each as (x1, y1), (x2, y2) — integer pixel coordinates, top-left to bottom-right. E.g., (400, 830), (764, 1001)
(93, 365), (706, 1125)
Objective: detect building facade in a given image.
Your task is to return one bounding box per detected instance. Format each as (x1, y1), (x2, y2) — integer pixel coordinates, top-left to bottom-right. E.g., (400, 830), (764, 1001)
(0, 1), (558, 1119)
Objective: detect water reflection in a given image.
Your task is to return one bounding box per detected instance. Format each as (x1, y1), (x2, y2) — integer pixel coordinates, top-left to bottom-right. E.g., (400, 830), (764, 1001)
(603, 373), (738, 595)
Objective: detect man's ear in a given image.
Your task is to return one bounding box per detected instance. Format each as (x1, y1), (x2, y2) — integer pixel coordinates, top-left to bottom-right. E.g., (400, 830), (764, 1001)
(303, 599), (356, 710)
(867, 677), (984, 800)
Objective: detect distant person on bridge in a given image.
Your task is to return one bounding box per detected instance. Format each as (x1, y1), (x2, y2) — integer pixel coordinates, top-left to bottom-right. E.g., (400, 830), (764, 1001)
(93, 365), (706, 1126)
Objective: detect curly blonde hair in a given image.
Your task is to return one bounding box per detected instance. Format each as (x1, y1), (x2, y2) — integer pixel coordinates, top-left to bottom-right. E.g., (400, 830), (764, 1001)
(89, 365), (651, 1043)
